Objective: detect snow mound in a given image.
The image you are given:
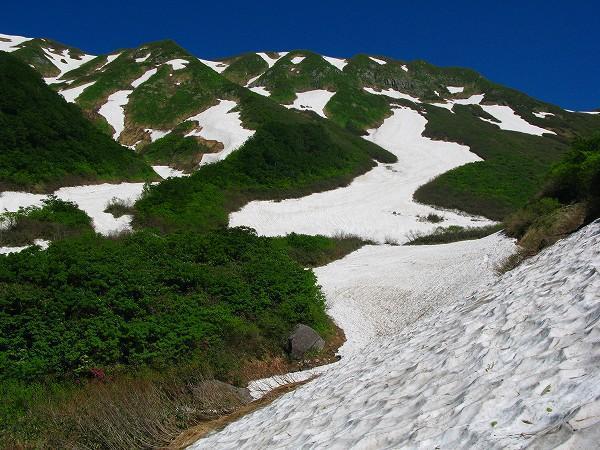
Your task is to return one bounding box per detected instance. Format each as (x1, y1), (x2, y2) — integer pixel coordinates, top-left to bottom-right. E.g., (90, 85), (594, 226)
(480, 105), (556, 136)
(284, 90), (336, 117)
(194, 221), (600, 449)
(0, 33), (32, 52)
(97, 90), (132, 139)
(369, 56), (386, 65)
(185, 100), (255, 165)
(322, 55), (347, 71)
(446, 85), (464, 93)
(165, 59), (188, 70)
(290, 56), (305, 64)
(199, 58), (229, 73)
(364, 86), (421, 103)
(59, 81), (95, 103)
(230, 107), (488, 242)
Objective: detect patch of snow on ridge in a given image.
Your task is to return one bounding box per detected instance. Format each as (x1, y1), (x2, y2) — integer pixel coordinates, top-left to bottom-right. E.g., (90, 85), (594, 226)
(256, 52), (285, 68)
(480, 105), (556, 136)
(290, 56), (305, 64)
(284, 90), (335, 118)
(96, 53), (121, 72)
(193, 221), (600, 449)
(135, 53), (151, 63)
(165, 59), (188, 70)
(230, 107), (488, 243)
(0, 33), (32, 52)
(369, 56), (386, 65)
(446, 85), (464, 93)
(59, 81), (95, 103)
(199, 58), (229, 73)
(42, 48), (96, 83)
(401, 64), (408, 72)
(145, 129), (169, 142)
(322, 55), (347, 71)
(249, 86), (271, 97)
(131, 67), (157, 88)
(430, 93), (485, 112)
(533, 111), (555, 118)
(185, 100), (255, 165)
(0, 239), (49, 256)
(98, 90), (132, 139)
(364, 87), (421, 103)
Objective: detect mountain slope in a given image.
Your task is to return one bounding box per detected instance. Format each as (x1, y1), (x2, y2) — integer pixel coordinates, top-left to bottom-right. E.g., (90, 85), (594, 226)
(0, 52), (155, 192)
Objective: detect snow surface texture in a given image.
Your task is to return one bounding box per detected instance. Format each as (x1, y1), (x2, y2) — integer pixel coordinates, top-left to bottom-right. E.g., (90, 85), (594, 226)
(193, 221), (600, 450)
(230, 107), (488, 243)
(364, 87), (421, 103)
(446, 86), (465, 93)
(284, 90), (336, 118)
(480, 105), (556, 136)
(0, 33), (32, 52)
(98, 90), (132, 139)
(369, 56), (386, 65)
(59, 81), (95, 103)
(322, 55), (347, 71)
(152, 166), (188, 179)
(199, 58), (229, 73)
(0, 184), (147, 236)
(185, 100), (255, 165)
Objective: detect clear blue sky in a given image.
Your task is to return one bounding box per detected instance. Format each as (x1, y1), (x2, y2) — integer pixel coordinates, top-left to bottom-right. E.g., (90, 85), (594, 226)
(2, 0), (599, 110)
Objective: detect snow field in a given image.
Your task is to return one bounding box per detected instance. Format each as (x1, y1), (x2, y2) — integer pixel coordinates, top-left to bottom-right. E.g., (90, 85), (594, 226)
(284, 90), (336, 118)
(322, 55), (348, 71)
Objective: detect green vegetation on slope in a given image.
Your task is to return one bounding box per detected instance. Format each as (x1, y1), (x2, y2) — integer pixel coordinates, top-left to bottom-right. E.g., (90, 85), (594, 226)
(10, 38), (89, 78)
(135, 109), (395, 232)
(413, 104), (569, 220)
(0, 196), (93, 246)
(0, 52), (155, 192)
(222, 52), (269, 85)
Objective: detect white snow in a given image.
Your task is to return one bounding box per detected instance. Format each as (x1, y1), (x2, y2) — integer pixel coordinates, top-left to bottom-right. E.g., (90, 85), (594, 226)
(130, 67), (157, 88)
(230, 107), (488, 243)
(0, 32), (32, 52)
(284, 90), (336, 118)
(446, 85), (465, 94)
(95, 53), (121, 71)
(256, 52), (285, 68)
(0, 239), (49, 255)
(322, 55), (348, 71)
(165, 59), (188, 70)
(369, 56), (387, 65)
(193, 221), (600, 449)
(480, 105), (556, 136)
(97, 90), (132, 139)
(0, 183), (147, 236)
(290, 56), (305, 64)
(401, 64), (409, 72)
(135, 53), (151, 63)
(152, 166), (188, 179)
(430, 93), (486, 111)
(580, 111), (600, 115)
(248, 86), (271, 97)
(145, 129), (169, 142)
(364, 87), (421, 103)
(58, 81), (95, 103)
(184, 100), (255, 165)
(42, 47), (96, 84)
(199, 58), (229, 73)
(245, 74), (262, 86)
(533, 111), (555, 118)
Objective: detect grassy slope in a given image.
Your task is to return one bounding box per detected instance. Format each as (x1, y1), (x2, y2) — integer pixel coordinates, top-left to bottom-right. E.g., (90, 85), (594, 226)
(222, 52), (269, 85)
(10, 38), (90, 78)
(0, 52), (156, 192)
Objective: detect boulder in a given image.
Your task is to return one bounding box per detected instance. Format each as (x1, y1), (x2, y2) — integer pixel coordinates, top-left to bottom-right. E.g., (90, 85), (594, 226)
(287, 324), (325, 359)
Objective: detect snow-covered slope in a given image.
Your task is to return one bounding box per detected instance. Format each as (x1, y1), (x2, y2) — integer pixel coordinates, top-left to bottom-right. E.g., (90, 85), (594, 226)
(0, 33), (32, 52)
(284, 89), (336, 117)
(194, 220), (600, 449)
(230, 107), (489, 242)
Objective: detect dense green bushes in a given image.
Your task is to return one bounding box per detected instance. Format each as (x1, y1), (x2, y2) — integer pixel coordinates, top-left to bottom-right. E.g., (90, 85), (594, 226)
(0, 196), (93, 246)
(0, 52), (155, 192)
(0, 227), (330, 383)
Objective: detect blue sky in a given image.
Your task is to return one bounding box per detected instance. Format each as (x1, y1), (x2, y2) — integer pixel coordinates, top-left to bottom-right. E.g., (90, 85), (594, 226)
(2, 0), (599, 110)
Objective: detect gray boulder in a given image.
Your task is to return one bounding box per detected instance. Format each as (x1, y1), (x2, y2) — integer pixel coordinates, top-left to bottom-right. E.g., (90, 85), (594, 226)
(287, 324), (325, 359)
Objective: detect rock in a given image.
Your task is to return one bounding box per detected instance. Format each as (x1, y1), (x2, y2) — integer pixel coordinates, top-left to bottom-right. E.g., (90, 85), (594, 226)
(287, 324), (325, 359)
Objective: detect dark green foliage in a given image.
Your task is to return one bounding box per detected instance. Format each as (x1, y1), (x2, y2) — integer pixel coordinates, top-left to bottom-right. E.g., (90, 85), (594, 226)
(0, 52), (155, 192)
(0, 227), (330, 382)
(326, 87), (391, 131)
(405, 224), (503, 245)
(414, 104), (568, 220)
(0, 196), (93, 246)
(222, 53), (269, 85)
(135, 118), (395, 231)
(139, 122), (212, 171)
